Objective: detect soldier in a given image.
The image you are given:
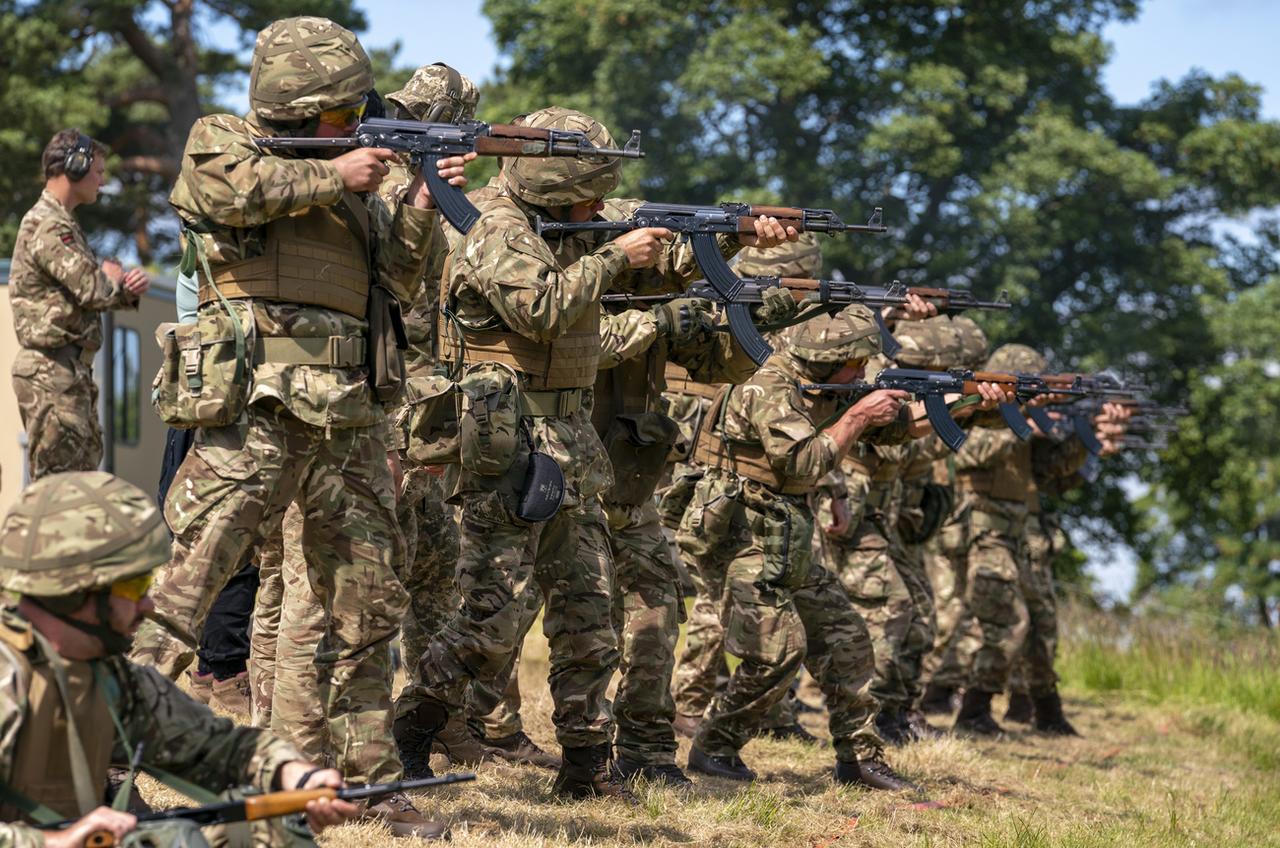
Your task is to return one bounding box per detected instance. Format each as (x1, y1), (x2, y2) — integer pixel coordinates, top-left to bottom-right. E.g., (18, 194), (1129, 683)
(0, 472), (356, 848)
(391, 106), (794, 801)
(677, 306), (924, 788)
(951, 344), (1123, 735)
(130, 17), (466, 838)
(10, 130), (151, 480)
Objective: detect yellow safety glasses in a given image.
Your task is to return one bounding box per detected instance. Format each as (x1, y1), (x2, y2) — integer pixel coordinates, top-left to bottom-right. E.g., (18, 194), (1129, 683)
(318, 98), (368, 129)
(110, 572), (154, 602)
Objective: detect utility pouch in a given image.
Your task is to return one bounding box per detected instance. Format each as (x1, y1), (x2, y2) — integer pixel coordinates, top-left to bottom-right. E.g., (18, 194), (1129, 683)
(516, 447), (566, 522)
(367, 283), (409, 403)
(401, 373), (461, 465)
(603, 411), (681, 507)
(898, 482), (954, 544)
(750, 495), (814, 591)
(657, 465), (703, 531)
(458, 362), (522, 476)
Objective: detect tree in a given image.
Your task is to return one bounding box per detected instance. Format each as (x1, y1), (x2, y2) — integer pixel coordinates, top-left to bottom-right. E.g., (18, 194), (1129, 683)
(477, 0), (1280, 614)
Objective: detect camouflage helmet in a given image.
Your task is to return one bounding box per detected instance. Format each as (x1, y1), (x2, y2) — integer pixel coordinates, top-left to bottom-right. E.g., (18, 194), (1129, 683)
(986, 343), (1047, 374)
(735, 232), (824, 278)
(386, 63), (479, 123)
(950, 315), (990, 370)
(893, 315), (962, 369)
(249, 17), (373, 122)
(0, 472), (168, 598)
(502, 107), (621, 206)
(786, 304), (881, 364)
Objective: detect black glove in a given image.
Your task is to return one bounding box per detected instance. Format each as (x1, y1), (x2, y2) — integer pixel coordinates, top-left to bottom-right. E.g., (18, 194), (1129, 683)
(651, 297), (711, 345)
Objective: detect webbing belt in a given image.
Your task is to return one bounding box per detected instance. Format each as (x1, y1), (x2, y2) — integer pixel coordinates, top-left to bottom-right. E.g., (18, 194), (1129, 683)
(521, 388), (583, 417)
(254, 335), (366, 367)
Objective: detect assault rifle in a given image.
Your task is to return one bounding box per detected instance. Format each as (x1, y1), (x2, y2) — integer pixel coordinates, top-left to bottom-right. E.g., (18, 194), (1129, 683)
(800, 368), (1082, 452)
(537, 203), (886, 365)
(600, 278), (1010, 356)
(1029, 373), (1156, 454)
(53, 773), (475, 847)
(255, 117), (643, 234)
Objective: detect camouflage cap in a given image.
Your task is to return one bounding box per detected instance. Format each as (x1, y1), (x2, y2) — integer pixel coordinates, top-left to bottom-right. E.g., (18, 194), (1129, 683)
(986, 343), (1046, 374)
(893, 315), (963, 369)
(950, 315), (990, 370)
(786, 304), (881, 363)
(386, 63), (479, 123)
(249, 17), (373, 122)
(502, 107), (621, 206)
(735, 232), (824, 278)
(0, 472), (168, 597)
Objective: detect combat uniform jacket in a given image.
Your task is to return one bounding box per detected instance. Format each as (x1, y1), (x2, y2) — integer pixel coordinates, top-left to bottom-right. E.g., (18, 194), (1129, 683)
(0, 609), (299, 847)
(169, 113), (444, 429)
(9, 191), (138, 357)
(952, 428), (1087, 537)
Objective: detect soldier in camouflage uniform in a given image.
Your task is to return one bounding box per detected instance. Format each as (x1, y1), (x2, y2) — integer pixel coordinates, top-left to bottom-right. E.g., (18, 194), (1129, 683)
(9, 130), (151, 480)
(392, 106), (794, 801)
(0, 472), (356, 848)
(951, 344), (1121, 736)
(677, 306), (919, 788)
(130, 17), (466, 838)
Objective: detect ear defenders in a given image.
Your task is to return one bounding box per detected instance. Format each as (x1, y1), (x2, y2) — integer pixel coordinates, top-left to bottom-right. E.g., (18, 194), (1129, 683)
(64, 133), (94, 182)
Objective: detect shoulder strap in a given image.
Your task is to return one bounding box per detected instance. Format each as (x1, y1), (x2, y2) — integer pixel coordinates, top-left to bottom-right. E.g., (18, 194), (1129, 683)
(28, 632), (98, 817)
(0, 780), (63, 825)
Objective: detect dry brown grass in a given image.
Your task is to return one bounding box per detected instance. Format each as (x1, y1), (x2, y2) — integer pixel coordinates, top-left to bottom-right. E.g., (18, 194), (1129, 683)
(152, 620), (1280, 848)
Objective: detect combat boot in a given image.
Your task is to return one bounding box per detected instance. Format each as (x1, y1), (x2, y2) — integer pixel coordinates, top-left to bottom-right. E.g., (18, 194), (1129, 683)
(210, 672), (251, 718)
(953, 689), (1003, 736)
(687, 746), (756, 781)
(431, 710), (489, 767)
(393, 699), (449, 780)
(833, 755), (917, 791)
(482, 730), (561, 770)
(901, 708), (945, 742)
(187, 670), (213, 705)
(874, 708), (909, 746)
(672, 712), (702, 738)
(362, 791), (449, 840)
(918, 682), (956, 715)
(553, 744), (638, 803)
(1003, 691), (1034, 724)
(615, 756), (694, 789)
(1032, 690), (1080, 736)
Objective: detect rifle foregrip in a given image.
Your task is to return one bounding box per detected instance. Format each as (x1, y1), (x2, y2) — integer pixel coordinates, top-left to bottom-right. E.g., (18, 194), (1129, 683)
(490, 124), (549, 141)
(244, 788), (336, 821)
(473, 136), (545, 157)
(86, 831), (115, 848)
(747, 205), (803, 218)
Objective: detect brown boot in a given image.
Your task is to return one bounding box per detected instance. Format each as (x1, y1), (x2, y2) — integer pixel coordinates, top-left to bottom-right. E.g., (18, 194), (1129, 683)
(833, 755), (917, 791)
(954, 689), (1003, 736)
(188, 671), (213, 705)
(552, 744), (638, 804)
(210, 672), (251, 718)
(1032, 690), (1080, 736)
(672, 712), (701, 739)
(482, 730), (561, 771)
(394, 700), (448, 780)
(1004, 691), (1034, 724)
(431, 710), (489, 767)
(363, 791), (449, 840)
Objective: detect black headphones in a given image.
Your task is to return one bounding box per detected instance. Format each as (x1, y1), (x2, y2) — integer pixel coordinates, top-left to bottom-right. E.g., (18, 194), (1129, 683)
(64, 133), (94, 182)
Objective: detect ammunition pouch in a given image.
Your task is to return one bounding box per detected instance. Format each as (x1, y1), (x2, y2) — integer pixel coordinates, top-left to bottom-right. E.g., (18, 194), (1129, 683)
(602, 412), (680, 507)
(458, 362), (522, 477)
(367, 284), (409, 403)
(658, 465), (703, 531)
(400, 373), (461, 466)
(151, 294), (249, 430)
(749, 493), (814, 592)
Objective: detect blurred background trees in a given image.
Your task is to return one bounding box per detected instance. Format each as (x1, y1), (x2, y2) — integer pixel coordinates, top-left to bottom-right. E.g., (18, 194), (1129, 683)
(1, 0), (1275, 624)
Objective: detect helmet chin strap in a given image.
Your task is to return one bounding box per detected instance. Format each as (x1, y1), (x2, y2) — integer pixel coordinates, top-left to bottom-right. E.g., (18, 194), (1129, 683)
(32, 592), (133, 656)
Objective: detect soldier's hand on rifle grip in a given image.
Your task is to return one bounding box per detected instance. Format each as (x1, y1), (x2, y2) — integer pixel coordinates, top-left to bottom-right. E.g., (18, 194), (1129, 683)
(739, 216), (798, 248)
(333, 147), (397, 193)
(407, 151), (477, 210)
(852, 389), (911, 427)
(617, 227), (675, 268)
(50, 807), (136, 848)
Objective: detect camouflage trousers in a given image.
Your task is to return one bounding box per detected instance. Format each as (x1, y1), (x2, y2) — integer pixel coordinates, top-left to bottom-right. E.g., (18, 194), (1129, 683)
(132, 405), (408, 784)
(678, 477), (882, 762)
(922, 518), (980, 690)
(824, 514), (935, 712)
(12, 347), (102, 480)
(605, 497), (683, 766)
(1007, 514), (1060, 696)
(964, 509), (1055, 695)
(401, 483), (618, 749)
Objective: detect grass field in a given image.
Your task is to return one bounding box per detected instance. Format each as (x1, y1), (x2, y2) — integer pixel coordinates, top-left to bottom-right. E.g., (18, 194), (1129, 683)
(156, 601), (1280, 847)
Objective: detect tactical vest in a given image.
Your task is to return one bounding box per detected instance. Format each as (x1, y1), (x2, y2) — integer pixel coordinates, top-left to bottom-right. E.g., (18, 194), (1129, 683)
(955, 440), (1035, 504)
(452, 309), (601, 391)
(0, 627), (114, 821)
(692, 381), (839, 495)
(663, 362), (721, 401)
(199, 193), (371, 319)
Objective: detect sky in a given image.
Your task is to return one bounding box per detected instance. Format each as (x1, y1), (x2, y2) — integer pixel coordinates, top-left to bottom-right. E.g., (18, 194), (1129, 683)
(215, 0), (1280, 600)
